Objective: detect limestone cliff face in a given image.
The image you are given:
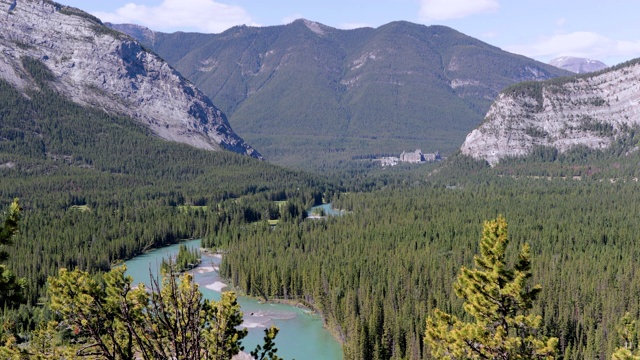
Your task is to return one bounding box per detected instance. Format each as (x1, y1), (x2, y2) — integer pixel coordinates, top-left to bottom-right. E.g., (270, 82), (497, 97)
(0, 0), (261, 158)
(461, 60), (640, 165)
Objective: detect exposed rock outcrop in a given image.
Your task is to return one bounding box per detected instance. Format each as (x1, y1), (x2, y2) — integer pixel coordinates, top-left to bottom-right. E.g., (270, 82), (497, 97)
(0, 0), (261, 158)
(461, 59), (640, 165)
(105, 23), (157, 46)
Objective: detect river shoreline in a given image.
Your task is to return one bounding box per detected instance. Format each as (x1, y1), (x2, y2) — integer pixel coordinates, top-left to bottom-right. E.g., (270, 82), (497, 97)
(123, 238), (343, 358)
(111, 238), (200, 267)
(197, 249), (345, 346)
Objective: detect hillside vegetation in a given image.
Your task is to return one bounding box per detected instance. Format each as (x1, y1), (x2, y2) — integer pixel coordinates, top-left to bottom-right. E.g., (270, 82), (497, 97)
(113, 20), (570, 169)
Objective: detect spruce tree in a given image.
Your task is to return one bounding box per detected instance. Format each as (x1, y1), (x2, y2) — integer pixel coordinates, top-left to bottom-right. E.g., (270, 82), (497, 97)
(425, 215), (558, 359)
(0, 199), (25, 308)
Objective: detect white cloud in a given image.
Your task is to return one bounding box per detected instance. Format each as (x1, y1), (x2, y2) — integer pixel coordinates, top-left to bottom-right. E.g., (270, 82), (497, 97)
(92, 0), (257, 33)
(556, 17), (566, 27)
(506, 31), (640, 63)
(419, 0), (499, 21)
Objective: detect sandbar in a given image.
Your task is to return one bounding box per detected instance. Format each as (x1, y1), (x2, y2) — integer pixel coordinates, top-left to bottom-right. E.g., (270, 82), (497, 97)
(205, 281), (227, 292)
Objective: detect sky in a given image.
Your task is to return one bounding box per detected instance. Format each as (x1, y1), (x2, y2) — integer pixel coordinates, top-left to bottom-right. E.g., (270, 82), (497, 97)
(59, 0), (640, 66)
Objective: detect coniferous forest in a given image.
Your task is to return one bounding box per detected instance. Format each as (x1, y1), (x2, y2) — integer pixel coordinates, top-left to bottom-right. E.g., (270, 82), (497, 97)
(0, 59), (329, 347)
(212, 177), (640, 359)
(4, 54), (640, 359)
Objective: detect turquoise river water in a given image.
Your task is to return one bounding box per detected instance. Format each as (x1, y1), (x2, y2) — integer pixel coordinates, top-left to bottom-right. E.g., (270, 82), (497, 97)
(124, 239), (343, 359)
(307, 203), (345, 217)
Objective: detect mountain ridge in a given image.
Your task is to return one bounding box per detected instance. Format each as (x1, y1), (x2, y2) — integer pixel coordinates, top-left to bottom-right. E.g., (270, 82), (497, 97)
(109, 20), (571, 168)
(0, 0), (261, 158)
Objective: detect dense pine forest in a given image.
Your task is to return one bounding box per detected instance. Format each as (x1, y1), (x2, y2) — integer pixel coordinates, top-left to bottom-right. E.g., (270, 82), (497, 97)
(213, 176), (640, 359)
(4, 57), (640, 359)
(0, 58), (331, 339)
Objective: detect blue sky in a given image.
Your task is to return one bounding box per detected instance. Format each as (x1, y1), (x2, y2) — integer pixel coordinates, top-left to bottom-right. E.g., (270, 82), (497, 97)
(60, 0), (640, 66)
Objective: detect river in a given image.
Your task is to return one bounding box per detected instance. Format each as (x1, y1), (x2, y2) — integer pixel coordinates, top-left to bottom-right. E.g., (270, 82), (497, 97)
(307, 203), (345, 217)
(124, 239), (343, 359)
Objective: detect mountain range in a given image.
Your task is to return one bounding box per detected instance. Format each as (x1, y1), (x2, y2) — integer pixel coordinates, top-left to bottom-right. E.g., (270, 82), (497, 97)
(109, 20), (571, 168)
(6, 1), (622, 172)
(0, 0), (260, 159)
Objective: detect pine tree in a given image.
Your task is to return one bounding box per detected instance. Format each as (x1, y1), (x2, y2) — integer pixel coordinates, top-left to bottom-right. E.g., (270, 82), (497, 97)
(250, 326), (283, 360)
(46, 265), (266, 359)
(425, 215), (558, 359)
(612, 313), (640, 360)
(0, 199), (25, 309)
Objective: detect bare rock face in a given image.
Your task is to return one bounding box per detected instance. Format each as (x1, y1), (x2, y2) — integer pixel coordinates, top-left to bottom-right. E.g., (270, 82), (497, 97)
(0, 0), (261, 158)
(461, 60), (640, 165)
(105, 23), (156, 46)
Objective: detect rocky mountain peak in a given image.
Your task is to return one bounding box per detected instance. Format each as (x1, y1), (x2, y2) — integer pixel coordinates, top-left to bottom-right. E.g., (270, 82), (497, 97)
(302, 19), (328, 36)
(549, 56), (608, 74)
(0, 0), (261, 158)
(105, 22), (157, 45)
(461, 59), (640, 165)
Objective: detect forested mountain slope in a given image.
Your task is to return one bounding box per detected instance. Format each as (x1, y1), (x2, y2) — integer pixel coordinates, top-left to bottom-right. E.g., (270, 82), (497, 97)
(0, 0), (260, 158)
(0, 58), (326, 307)
(462, 58), (640, 165)
(110, 20), (570, 167)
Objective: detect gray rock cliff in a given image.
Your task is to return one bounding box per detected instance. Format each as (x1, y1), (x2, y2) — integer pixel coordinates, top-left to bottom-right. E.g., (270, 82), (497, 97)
(105, 23), (157, 46)
(0, 0), (261, 158)
(461, 59), (640, 165)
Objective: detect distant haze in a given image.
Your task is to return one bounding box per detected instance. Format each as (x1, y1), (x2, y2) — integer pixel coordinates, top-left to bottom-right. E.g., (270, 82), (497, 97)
(548, 56), (608, 74)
